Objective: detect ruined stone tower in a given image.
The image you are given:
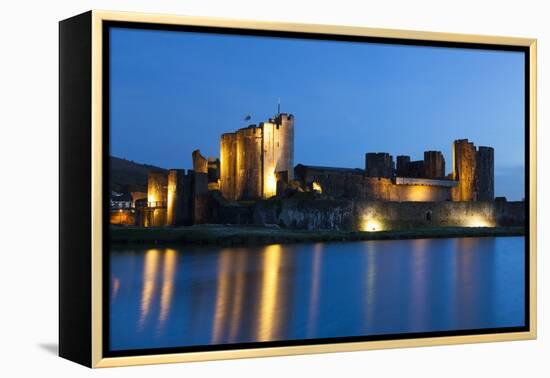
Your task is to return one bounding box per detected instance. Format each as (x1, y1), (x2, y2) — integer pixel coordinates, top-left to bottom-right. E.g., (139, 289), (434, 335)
(424, 151), (446, 179)
(166, 169), (192, 226)
(220, 133), (238, 200)
(452, 139), (477, 201)
(235, 126), (263, 200)
(192, 149), (208, 174)
(396, 155), (411, 177)
(452, 139), (494, 201)
(221, 126), (262, 201)
(273, 113), (295, 181)
(365, 153), (394, 178)
(475, 146), (495, 201)
(220, 113), (294, 200)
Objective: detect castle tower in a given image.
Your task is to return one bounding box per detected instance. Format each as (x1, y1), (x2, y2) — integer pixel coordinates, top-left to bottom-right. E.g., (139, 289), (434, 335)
(236, 126), (263, 200)
(192, 149), (208, 174)
(365, 152), (394, 178)
(220, 133), (237, 200)
(146, 171), (168, 226)
(147, 171), (168, 206)
(475, 146), (494, 201)
(396, 155), (411, 177)
(261, 121), (279, 198)
(192, 170), (210, 224)
(424, 151), (446, 178)
(219, 112), (295, 201)
(166, 169), (192, 226)
(274, 113), (295, 181)
(452, 139), (476, 201)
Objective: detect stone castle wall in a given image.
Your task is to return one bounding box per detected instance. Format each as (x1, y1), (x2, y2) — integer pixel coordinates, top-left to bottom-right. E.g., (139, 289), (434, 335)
(146, 171), (168, 227)
(294, 165), (452, 202)
(253, 199), (524, 231)
(139, 169), (211, 227)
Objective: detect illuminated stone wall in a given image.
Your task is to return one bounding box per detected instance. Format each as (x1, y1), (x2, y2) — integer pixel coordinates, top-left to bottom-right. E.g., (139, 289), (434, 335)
(236, 126), (263, 200)
(294, 165), (452, 202)
(353, 200), (523, 231)
(143, 208), (166, 228)
(253, 199), (524, 231)
(143, 169), (211, 227)
(261, 122), (278, 199)
(365, 177), (452, 202)
(147, 171), (168, 227)
(220, 133), (237, 200)
(192, 150), (208, 174)
(147, 171), (168, 205)
(452, 139), (477, 201)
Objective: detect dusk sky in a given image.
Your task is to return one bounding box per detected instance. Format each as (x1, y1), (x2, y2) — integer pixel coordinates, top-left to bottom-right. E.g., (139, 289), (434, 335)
(110, 27), (525, 200)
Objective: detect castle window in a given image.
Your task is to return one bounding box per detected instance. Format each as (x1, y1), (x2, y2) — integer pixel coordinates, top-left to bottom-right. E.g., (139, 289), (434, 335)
(426, 211), (432, 221)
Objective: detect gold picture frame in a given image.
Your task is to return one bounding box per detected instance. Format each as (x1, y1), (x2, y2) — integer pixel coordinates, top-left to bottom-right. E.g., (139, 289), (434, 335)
(59, 9), (537, 368)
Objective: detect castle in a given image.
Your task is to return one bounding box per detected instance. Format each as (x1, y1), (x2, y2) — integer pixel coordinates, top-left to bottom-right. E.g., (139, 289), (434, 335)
(220, 113), (294, 200)
(110, 109), (522, 231)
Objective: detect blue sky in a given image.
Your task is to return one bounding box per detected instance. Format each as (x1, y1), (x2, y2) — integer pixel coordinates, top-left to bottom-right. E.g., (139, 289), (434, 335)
(110, 27), (525, 200)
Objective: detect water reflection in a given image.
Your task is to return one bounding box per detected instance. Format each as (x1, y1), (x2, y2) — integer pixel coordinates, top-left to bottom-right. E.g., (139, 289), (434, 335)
(229, 252), (246, 341)
(138, 249), (160, 331)
(158, 249), (177, 332)
(257, 244), (283, 341)
(307, 244), (323, 337)
(111, 277), (120, 302)
(109, 237), (525, 351)
(410, 239), (429, 330)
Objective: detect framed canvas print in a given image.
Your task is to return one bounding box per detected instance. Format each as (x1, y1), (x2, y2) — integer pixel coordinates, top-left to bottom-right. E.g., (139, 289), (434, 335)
(59, 10), (537, 368)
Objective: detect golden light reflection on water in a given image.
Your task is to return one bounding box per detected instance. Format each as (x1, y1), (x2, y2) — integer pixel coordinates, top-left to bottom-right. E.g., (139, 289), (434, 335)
(158, 249), (177, 330)
(307, 243), (323, 337)
(138, 249), (160, 331)
(111, 277), (121, 302)
(257, 244), (283, 342)
(211, 250), (232, 344)
(229, 252), (246, 341)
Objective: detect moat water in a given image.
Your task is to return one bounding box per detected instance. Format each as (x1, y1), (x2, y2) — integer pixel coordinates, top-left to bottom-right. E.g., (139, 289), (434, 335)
(109, 237), (525, 351)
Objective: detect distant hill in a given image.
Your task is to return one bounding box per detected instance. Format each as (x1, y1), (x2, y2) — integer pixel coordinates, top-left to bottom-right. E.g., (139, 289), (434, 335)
(110, 156), (166, 193)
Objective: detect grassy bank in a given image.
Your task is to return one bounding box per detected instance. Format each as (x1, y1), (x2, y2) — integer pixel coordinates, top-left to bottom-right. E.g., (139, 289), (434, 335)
(110, 224), (525, 246)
